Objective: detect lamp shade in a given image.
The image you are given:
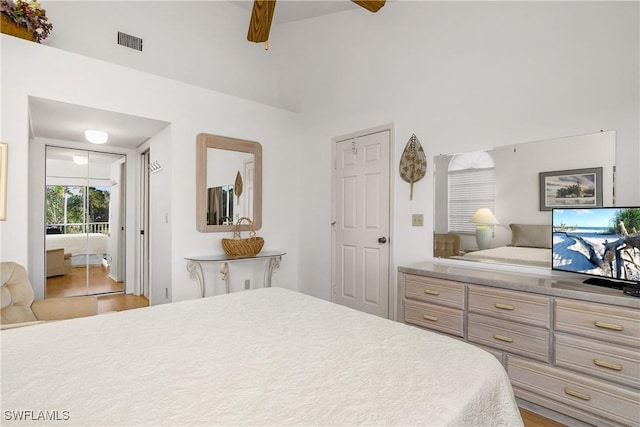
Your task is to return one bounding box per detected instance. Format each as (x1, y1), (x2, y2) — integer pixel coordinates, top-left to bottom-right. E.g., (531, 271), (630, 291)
(470, 208), (499, 225)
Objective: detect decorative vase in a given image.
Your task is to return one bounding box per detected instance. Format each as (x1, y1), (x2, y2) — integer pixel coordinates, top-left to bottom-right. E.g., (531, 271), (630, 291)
(0, 13), (35, 42)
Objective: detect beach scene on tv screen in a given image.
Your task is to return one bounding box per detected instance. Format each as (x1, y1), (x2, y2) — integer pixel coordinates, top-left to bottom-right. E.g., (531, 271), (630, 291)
(552, 208), (640, 282)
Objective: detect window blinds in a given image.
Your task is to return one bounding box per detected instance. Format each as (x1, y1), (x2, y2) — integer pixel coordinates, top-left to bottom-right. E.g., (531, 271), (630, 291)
(448, 168), (495, 233)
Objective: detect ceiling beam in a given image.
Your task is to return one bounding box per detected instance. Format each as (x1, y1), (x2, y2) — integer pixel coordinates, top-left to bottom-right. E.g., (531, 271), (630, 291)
(351, 0), (386, 13)
(247, 0), (276, 43)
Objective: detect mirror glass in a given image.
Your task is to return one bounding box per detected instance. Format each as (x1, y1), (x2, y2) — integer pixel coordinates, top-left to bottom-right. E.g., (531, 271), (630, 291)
(434, 131), (616, 268)
(196, 133), (262, 232)
(45, 146), (127, 297)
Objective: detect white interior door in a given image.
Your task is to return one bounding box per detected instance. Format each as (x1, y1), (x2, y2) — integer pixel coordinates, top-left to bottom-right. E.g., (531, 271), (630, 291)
(332, 129), (391, 318)
(242, 160), (254, 220)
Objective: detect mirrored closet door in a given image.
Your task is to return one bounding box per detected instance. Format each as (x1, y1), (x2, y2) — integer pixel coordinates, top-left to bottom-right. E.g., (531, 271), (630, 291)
(44, 147), (126, 298)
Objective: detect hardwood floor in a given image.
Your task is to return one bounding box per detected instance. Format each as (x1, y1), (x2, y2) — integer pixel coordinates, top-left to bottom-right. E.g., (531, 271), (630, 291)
(46, 263), (148, 313)
(46, 264), (124, 298)
(98, 293), (149, 313)
(520, 408), (566, 427)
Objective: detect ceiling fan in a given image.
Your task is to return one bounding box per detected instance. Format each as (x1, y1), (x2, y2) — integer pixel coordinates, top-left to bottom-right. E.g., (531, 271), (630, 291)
(247, 0), (386, 49)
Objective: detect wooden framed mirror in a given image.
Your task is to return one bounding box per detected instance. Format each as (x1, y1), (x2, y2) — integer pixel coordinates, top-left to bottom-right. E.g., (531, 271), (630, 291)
(196, 133), (262, 232)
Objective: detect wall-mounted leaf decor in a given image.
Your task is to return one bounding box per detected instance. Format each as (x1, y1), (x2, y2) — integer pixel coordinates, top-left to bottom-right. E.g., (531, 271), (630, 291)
(235, 171), (243, 206)
(399, 134), (426, 200)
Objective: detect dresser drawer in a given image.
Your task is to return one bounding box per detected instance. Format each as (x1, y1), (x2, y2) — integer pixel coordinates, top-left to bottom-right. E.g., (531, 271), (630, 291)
(508, 356), (640, 427)
(473, 343), (504, 364)
(404, 300), (463, 337)
(555, 334), (640, 389)
(468, 285), (550, 328)
(404, 274), (464, 309)
(555, 299), (640, 348)
(467, 313), (549, 362)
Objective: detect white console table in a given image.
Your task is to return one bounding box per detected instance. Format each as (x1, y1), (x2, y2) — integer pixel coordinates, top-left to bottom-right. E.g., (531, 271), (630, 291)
(185, 251), (285, 297)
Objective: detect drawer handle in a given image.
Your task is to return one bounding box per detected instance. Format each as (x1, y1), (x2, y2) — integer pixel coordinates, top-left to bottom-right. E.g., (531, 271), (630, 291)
(424, 289), (440, 296)
(423, 315), (438, 322)
(594, 321), (623, 331)
(593, 359), (623, 371)
(564, 387), (591, 401)
(493, 333), (514, 343)
(494, 303), (515, 311)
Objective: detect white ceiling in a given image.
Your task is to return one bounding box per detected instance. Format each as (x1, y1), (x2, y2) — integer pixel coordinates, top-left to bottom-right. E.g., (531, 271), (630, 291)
(229, 1), (361, 24)
(29, 97), (170, 149)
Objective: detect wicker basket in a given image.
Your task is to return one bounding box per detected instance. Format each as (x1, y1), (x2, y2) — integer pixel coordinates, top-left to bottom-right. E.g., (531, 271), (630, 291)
(221, 217), (264, 257)
(1, 14), (35, 42)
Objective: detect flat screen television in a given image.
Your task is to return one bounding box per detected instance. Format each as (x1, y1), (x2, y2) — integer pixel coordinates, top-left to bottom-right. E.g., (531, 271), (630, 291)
(552, 207), (640, 289)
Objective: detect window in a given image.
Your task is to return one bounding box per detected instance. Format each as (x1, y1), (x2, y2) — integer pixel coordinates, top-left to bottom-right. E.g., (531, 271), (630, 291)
(45, 185), (110, 234)
(448, 151), (496, 234)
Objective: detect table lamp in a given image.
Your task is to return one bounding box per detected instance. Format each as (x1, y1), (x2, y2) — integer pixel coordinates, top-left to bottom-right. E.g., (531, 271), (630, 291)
(470, 208), (499, 250)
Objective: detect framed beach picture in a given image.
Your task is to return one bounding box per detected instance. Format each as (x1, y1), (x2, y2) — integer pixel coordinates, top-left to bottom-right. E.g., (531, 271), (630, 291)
(539, 167), (603, 211)
(0, 142), (7, 220)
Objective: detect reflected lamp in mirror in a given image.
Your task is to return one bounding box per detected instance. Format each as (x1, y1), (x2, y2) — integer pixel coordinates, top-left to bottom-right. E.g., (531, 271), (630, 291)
(196, 133), (262, 233)
(470, 208), (499, 250)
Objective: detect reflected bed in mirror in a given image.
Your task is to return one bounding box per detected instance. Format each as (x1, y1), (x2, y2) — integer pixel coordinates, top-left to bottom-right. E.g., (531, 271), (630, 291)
(196, 133), (262, 232)
(434, 131), (616, 269)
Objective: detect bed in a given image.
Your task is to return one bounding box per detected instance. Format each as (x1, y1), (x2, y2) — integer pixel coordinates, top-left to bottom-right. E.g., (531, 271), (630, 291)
(457, 223), (552, 268)
(0, 288), (523, 426)
(45, 233), (109, 257)
(459, 246), (551, 267)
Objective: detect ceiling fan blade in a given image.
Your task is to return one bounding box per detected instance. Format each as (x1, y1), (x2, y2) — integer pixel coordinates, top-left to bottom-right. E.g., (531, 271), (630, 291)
(351, 0), (386, 13)
(247, 0), (276, 43)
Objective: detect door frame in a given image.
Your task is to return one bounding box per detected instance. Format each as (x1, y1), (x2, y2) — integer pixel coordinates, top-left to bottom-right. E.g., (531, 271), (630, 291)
(330, 123), (396, 319)
(139, 149), (150, 299)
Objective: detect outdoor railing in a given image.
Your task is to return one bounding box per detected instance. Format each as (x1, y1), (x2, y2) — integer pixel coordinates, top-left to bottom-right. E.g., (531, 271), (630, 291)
(46, 222), (110, 235)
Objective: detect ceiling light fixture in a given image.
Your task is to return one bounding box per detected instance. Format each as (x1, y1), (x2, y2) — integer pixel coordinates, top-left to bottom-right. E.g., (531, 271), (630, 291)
(73, 155), (88, 165)
(85, 129), (109, 144)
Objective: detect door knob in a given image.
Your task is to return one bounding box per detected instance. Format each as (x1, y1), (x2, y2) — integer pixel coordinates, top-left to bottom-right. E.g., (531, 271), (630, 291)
(378, 237), (387, 244)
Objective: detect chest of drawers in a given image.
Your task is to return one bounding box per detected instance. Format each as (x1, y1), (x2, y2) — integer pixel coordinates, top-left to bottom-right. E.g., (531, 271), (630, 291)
(398, 263), (640, 427)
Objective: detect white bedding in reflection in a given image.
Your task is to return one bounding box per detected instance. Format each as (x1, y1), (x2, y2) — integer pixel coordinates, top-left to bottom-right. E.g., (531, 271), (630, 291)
(45, 233), (108, 257)
(461, 246), (551, 267)
(1, 288), (522, 426)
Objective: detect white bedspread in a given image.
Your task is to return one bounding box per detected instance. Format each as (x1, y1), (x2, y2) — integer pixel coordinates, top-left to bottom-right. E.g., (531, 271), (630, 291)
(1, 288), (522, 426)
(45, 233), (109, 257)
(461, 246), (551, 267)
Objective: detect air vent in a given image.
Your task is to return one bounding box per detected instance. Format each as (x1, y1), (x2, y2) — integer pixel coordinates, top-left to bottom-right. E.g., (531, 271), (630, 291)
(117, 31), (143, 51)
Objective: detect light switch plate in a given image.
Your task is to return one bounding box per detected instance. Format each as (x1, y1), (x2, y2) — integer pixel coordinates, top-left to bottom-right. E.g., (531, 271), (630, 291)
(412, 214), (424, 227)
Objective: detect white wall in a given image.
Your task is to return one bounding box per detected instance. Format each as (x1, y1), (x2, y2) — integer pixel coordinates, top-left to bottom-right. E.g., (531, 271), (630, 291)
(492, 131), (616, 248)
(0, 36), (300, 301)
(42, 1), (284, 109)
(147, 125), (172, 305)
(272, 1), (639, 300)
(2, 2), (638, 306)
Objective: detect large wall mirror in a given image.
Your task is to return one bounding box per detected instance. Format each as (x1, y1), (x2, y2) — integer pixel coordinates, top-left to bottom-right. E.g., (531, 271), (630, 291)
(433, 131), (616, 268)
(196, 133), (262, 232)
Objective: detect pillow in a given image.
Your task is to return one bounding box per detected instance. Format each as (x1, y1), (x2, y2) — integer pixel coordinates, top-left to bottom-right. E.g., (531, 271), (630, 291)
(509, 224), (552, 249)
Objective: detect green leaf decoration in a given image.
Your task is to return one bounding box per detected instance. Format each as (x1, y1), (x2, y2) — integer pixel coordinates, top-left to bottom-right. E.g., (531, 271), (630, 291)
(399, 134), (427, 200)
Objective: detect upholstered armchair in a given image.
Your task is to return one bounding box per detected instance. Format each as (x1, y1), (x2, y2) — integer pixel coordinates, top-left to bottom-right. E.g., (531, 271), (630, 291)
(433, 233), (461, 258)
(1, 262), (98, 330)
(46, 248), (71, 277)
